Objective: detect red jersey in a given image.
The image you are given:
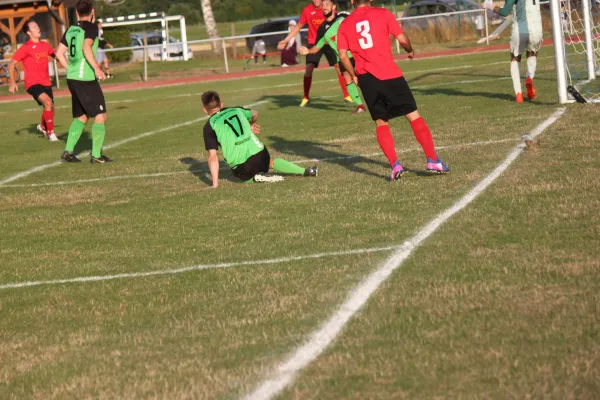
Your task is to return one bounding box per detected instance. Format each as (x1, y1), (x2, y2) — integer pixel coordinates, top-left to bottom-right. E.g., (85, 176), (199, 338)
(299, 3), (326, 45)
(338, 7), (404, 80)
(11, 40), (54, 89)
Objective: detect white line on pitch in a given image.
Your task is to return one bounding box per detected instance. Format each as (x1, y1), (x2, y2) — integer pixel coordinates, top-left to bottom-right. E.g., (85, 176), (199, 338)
(0, 245), (400, 291)
(242, 107), (567, 400)
(0, 138), (518, 189)
(0, 100), (269, 186)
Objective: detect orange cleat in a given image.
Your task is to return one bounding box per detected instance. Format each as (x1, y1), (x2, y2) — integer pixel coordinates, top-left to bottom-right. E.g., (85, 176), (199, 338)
(526, 77), (536, 100)
(515, 92), (524, 103)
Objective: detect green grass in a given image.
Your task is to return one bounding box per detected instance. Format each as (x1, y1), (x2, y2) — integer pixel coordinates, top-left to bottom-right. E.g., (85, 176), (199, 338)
(0, 49), (599, 399)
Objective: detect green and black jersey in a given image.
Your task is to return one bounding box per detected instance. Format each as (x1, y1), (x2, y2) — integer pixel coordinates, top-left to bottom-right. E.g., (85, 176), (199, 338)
(315, 13), (352, 62)
(60, 21), (99, 81)
(203, 107), (265, 168)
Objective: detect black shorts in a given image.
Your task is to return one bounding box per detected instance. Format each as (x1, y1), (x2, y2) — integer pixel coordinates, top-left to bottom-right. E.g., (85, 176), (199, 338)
(358, 73), (417, 121)
(232, 148), (270, 181)
(67, 79), (107, 118)
(26, 85), (54, 106)
(338, 57), (356, 74)
(306, 44), (337, 67)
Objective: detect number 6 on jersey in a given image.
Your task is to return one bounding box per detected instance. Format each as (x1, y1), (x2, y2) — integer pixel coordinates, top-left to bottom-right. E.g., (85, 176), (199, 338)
(356, 21), (373, 49)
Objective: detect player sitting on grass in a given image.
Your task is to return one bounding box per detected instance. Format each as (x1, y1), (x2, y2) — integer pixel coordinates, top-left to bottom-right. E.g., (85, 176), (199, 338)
(202, 91), (318, 188)
(299, 0), (366, 115)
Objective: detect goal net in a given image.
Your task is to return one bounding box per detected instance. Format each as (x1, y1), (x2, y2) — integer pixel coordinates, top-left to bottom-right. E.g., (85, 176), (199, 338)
(552, 0), (600, 102)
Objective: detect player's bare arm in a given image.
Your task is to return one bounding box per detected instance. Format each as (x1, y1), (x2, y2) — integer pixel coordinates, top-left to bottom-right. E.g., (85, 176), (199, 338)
(338, 49), (358, 85)
(207, 149), (220, 189)
(483, 0), (516, 16)
(7, 60), (19, 94)
(250, 110), (261, 135)
(55, 42), (70, 70)
(278, 23), (304, 50)
(83, 38), (106, 80)
(396, 33), (415, 60)
(299, 45), (321, 56)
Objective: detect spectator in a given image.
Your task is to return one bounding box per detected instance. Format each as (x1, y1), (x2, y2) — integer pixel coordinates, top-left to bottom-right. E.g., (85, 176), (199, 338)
(96, 22), (114, 78)
(281, 20), (298, 67)
(252, 36), (267, 64)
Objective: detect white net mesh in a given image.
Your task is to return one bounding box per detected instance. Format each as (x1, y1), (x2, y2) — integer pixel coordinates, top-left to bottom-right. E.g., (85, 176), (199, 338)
(562, 0), (600, 102)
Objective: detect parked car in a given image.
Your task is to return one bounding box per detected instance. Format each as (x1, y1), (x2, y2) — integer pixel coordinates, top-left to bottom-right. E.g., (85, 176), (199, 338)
(402, 0), (503, 30)
(130, 32), (194, 61)
(245, 17), (309, 52)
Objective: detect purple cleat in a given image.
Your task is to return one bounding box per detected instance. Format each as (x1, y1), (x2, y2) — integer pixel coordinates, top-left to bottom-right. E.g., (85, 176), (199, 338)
(426, 155), (450, 174)
(390, 162), (406, 181)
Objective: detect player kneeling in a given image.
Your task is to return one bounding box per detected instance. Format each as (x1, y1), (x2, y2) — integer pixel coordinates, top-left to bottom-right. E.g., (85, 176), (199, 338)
(202, 91), (318, 188)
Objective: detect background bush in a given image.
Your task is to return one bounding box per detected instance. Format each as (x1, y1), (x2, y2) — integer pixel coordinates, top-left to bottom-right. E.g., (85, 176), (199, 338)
(167, 4), (201, 25)
(103, 28), (132, 63)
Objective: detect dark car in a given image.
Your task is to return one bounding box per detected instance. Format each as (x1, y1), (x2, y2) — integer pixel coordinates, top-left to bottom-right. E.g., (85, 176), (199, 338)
(246, 17), (308, 52)
(402, 0), (503, 30)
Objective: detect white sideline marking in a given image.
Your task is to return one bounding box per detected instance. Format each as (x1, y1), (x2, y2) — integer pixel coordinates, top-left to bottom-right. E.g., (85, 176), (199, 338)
(0, 100), (269, 187)
(242, 107), (567, 400)
(0, 245), (400, 291)
(0, 138), (519, 189)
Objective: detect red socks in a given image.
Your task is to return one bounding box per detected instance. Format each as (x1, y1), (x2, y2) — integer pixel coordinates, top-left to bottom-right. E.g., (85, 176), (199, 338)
(303, 76), (312, 99)
(410, 117), (436, 160)
(376, 125), (398, 167)
(337, 72), (349, 98)
(42, 110), (55, 134)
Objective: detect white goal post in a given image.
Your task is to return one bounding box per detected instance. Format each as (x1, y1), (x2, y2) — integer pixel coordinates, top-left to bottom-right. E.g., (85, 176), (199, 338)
(550, 0), (600, 103)
(98, 12), (189, 61)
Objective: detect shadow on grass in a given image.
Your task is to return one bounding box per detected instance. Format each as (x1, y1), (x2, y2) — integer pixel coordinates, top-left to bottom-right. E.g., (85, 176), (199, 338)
(55, 131), (93, 154)
(257, 94), (350, 111)
(179, 157), (239, 185)
(268, 135), (388, 180)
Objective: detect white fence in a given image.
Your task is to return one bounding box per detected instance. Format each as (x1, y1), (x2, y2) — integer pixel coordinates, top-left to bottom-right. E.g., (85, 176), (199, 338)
(70, 8), (492, 82)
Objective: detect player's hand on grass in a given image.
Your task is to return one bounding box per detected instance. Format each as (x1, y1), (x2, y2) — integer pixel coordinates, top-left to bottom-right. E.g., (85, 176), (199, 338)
(95, 67), (107, 81)
(251, 123), (261, 135)
(299, 46), (309, 56)
(407, 50), (415, 60)
(212, 181), (219, 189)
(8, 82), (18, 94)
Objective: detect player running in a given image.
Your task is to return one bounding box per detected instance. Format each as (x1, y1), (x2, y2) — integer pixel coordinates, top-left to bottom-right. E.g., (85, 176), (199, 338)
(277, 0), (351, 107)
(8, 20), (58, 142)
(201, 91), (318, 188)
(338, 0), (449, 181)
(55, 0), (112, 164)
(299, 0), (366, 115)
(484, 0), (542, 102)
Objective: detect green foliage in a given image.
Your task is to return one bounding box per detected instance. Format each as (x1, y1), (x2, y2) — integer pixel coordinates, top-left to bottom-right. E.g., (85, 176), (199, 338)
(102, 28), (132, 62)
(167, 3), (202, 25)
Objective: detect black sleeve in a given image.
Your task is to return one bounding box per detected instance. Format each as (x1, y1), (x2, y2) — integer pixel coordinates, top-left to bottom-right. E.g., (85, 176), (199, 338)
(203, 122), (219, 151)
(83, 22), (99, 40)
(60, 32), (67, 47)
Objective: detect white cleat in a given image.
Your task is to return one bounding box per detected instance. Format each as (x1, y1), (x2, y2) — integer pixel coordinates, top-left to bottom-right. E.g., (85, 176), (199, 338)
(48, 133), (59, 142)
(36, 124), (48, 138)
(254, 174), (285, 183)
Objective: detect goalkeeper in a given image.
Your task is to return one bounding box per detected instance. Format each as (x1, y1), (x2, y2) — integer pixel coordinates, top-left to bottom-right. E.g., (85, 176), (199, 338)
(299, 0), (366, 114)
(201, 91), (318, 188)
(484, 0), (542, 102)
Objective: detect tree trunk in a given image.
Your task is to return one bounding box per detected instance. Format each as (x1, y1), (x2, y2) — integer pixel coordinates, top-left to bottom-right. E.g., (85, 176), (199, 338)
(201, 0), (222, 54)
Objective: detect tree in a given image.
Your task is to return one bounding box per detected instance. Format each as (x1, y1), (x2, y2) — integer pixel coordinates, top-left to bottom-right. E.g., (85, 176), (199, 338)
(201, 0), (222, 54)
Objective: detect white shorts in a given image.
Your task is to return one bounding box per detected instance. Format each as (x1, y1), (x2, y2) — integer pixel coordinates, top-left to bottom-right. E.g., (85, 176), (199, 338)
(510, 30), (543, 56)
(96, 48), (107, 63)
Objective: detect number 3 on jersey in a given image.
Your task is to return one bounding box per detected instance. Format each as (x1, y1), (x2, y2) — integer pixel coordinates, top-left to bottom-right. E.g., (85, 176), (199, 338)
(356, 21), (373, 49)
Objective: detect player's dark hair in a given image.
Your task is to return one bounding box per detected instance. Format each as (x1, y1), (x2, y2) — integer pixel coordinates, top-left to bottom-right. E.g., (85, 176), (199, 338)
(76, 0), (94, 17)
(324, 0), (337, 5)
(202, 91), (221, 110)
(22, 20), (33, 36)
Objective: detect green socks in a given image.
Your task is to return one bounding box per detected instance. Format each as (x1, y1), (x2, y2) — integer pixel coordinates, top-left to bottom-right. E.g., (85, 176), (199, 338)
(91, 123), (106, 158)
(347, 83), (364, 106)
(65, 119), (86, 153)
(273, 158), (305, 175)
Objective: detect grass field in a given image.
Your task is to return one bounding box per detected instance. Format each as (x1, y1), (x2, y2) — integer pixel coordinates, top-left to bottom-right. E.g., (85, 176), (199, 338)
(1, 49), (599, 399)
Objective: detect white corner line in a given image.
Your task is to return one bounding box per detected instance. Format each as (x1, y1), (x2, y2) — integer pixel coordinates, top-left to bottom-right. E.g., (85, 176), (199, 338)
(0, 245), (399, 291)
(0, 100), (269, 187)
(241, 107), (567, 400)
